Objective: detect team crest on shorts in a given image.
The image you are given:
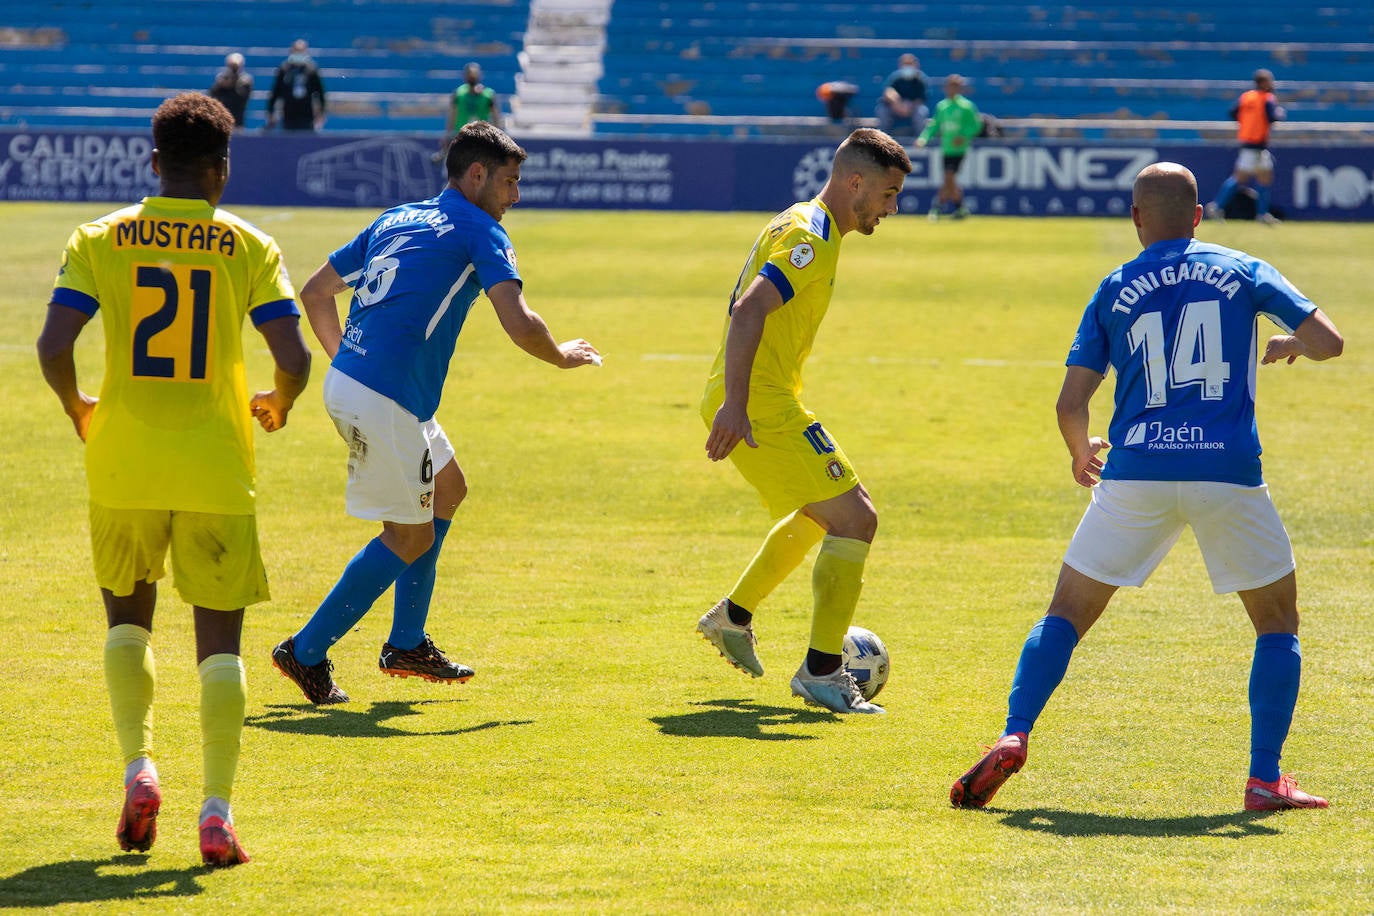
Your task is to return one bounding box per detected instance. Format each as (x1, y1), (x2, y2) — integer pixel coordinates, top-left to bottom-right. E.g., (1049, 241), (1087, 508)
(825, 459), (846, 480)
(419, 490), (433, 509)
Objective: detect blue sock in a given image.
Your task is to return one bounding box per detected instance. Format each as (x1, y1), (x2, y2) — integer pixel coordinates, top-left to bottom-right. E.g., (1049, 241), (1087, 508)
(293, 538), (408, 664)
(388, 517), (451, 650)
(1256, 184), (1272, 217)
(1249, 633), (1300, 782)
(1005, 615), (1080, 736)
(1215, 177), (1239, 209)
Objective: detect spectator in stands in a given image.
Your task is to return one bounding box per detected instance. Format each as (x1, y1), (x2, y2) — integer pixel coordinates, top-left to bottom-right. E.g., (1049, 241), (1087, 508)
(918, 74), (981, 220)
(266, 39), (326, 132)
(1206, 69), (1285, 225)
(208, 53), (253, 130)
(437, 63), (501, 160)
(874, 53), (928, 141)
(816, 81), (860, 124)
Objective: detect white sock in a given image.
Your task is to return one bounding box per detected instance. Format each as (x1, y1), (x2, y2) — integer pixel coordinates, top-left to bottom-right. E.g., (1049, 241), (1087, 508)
(200, 796), (231, 825)
(123, 756), (157, 786)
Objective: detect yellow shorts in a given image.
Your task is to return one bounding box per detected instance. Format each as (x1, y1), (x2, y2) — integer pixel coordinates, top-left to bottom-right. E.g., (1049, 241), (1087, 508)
(703, 401), (860, 518)
(89, 503), (269, 610)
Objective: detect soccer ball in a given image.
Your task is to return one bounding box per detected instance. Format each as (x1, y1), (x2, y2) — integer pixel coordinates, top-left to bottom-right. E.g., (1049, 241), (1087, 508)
(842, 626), (890, 701)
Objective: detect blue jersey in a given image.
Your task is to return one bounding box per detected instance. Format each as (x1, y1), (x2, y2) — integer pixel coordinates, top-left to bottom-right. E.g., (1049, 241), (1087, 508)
(329, 187), (521, 420)
(1067, 238), (1315, 486)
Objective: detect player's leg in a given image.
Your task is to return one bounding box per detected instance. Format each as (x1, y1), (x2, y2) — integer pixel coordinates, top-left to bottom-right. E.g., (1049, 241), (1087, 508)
(1189, 482), (1325, 809)
(172, 510), (267, 864)
(1237, 574), (1324, 809)
(192, 606), (251, 866)
(274, 370), (421, 700)
(787, 483), (883, 714)
(382, 424), (474, 684)
(91, 504), (167, 852)
(953, 481), (1178, 808)
(1254, 152), (1277, 223)
(698, 509), (825, 678)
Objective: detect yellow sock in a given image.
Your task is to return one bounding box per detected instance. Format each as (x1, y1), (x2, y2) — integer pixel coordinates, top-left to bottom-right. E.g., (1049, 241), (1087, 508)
(809, 535), (870, 655)
(199, 654), (246, 803)
(729, 510), (826, 611)
(104, 624), (155, 767)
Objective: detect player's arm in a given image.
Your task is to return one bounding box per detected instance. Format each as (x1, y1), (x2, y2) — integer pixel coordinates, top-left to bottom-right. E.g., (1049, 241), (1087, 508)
(704, 274), (786, 462)
(1262, 308), (1344, 365)
(486, 279), (599, 368)
(35, 303), (96, 442)
(1056, 365), (1109, 488)
(299, 261), (351, 359)
(249, 316), (312, 433)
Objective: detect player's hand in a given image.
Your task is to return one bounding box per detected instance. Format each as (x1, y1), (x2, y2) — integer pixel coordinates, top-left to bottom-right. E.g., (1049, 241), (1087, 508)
(250, 390), (293, 432)
(1262, 334), (1304, 365)
(1071, 436), (1110, 488)
(915, 137), (927, 148)
(68, 393), (97, 442)
(705, 402), (756, 461)
(557, 339), (602, 368)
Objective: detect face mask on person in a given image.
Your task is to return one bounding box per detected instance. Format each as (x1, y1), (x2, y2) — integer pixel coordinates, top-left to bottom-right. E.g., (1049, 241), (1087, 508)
(899, 66), (918, 78)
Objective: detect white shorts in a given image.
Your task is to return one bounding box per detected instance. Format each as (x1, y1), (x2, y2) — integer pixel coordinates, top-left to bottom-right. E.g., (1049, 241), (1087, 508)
(1063, 480), (1294, 594)
(322, 367), (455, 524)
(1235, 147), (1275, 174)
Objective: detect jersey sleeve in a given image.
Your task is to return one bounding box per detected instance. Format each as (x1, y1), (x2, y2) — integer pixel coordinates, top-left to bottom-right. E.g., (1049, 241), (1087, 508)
(328, 224), (373, 285)
(471, 224), (522, 291)
(759, 225), (828, 304)
(1250, 258), (1316, 333)
(1065, 279), (1112, 373)
(49, 225), (100, 315)
(247, 236), (301, 327)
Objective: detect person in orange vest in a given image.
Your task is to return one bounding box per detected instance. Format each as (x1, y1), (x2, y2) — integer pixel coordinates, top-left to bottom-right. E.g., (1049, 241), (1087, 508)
(1206, 69), (1285, 224)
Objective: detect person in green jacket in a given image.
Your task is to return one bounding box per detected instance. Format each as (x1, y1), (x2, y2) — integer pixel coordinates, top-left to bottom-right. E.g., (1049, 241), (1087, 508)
(917, 74), (981, 219)
(437, 63), (502, 160)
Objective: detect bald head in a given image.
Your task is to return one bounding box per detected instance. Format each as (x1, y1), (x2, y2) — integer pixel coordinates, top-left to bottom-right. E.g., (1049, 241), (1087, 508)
(1132, 162), (1200, 244)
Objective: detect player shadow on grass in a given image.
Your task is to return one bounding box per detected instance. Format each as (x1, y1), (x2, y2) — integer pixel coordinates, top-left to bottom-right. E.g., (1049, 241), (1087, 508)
(244, 700), (533, 738)
(995, 807), (1281, 839)
(650, 698), (835, 741)
(0, 856), (204, 908)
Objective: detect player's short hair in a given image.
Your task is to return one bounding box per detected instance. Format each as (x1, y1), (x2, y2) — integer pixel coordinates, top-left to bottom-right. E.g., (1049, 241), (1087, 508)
(446, 120), (526, 180)
(151, 92), (233, 175)
(834, 127), (912, 176)
(1133, 161), (1198, 218)
(1253, 68), (1275, 87)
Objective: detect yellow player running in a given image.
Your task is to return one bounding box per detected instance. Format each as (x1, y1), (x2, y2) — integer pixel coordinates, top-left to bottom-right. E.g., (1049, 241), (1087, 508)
(699, 127), (911, 714)
(36, 93), (311, 866)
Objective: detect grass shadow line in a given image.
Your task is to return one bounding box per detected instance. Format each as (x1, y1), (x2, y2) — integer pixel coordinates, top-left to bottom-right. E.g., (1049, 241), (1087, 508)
(245, 700), (533, 738)
(995, 807), (1282, 838)
(650, 698), (834, 740)
(0, 856), (204, 908)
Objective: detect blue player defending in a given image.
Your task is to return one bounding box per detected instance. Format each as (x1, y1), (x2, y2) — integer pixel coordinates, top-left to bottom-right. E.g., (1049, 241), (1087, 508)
(951, 162), (1342, 811)
(273, 121), (599, 704)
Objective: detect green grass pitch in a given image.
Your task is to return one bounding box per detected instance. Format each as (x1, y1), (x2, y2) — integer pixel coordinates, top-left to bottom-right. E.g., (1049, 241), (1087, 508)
(1, 201), (1371, 913)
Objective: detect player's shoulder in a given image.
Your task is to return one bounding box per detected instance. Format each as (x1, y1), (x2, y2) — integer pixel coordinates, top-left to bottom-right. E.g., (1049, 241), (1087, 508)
(211, 206), (279, 248)
(775, 200), (837, 248)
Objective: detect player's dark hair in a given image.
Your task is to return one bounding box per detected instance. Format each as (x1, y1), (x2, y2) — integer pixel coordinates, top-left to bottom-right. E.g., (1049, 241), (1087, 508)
(446, 120), (526, 181)
(836, 128), (912, 175)
(152, 93), (233, 177)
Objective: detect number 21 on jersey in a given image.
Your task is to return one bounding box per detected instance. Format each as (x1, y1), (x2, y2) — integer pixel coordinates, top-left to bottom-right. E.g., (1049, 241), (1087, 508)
(130, 263), (215, 381)
(1127, 298), (1230, 407)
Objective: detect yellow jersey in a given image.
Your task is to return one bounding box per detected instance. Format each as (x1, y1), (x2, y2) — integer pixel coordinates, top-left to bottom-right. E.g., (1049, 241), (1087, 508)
(703, 198), (842, 418)
(50, 196), (298, 514)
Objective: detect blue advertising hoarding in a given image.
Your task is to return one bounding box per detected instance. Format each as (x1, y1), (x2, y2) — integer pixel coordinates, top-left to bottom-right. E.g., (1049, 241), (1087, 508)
(1, 128), (1371, 220)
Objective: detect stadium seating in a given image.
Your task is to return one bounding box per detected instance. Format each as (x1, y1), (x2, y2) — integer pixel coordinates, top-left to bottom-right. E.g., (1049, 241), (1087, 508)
(594, 1), (1374, 136)
(2, 0), (1372, 138)
(0, 0), (530, 132)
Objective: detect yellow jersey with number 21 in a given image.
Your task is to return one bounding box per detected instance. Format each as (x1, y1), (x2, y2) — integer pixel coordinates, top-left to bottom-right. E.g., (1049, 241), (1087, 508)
(703, 198), (842, 420)
(50, 196), (299, 515)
